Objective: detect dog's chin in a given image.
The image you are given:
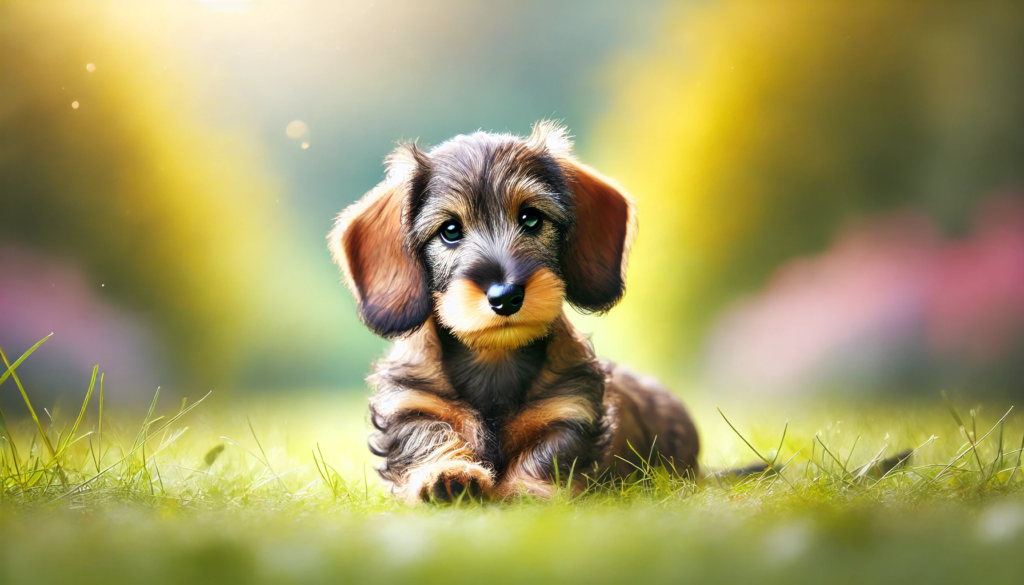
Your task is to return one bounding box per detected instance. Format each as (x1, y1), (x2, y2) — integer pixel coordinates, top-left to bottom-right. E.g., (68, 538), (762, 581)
(435, 268), (565, 354)
(453, 321), (553, 352)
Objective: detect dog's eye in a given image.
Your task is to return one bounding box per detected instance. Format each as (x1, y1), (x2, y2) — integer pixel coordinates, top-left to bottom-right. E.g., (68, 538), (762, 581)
(518, 208), (543, 234)
(439, 220), (463, 245)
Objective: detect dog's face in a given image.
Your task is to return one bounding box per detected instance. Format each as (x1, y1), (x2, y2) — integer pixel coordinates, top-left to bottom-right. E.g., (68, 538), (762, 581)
(411, 132), (574, 351)
(330, 121), (636, 352)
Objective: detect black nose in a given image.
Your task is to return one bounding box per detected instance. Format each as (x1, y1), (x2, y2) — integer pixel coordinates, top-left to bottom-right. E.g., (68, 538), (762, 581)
(486, 283), (525, 316)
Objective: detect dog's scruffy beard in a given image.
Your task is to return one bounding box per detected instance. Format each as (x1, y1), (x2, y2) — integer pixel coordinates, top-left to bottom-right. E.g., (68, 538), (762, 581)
(433, 267), (565, 353)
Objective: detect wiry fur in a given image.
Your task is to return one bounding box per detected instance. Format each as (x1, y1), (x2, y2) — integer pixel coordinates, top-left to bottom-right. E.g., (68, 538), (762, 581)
(330, 121), (699, 504)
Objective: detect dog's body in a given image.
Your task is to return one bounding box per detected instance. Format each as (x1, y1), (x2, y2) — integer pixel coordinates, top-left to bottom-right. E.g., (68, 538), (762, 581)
(330, 122), (699, 504)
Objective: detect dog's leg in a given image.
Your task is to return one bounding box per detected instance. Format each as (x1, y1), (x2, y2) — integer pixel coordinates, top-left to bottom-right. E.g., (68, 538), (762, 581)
(369, 388), (493, 505)
(494, 431), (592, 499)
(493, 396), (603, 499)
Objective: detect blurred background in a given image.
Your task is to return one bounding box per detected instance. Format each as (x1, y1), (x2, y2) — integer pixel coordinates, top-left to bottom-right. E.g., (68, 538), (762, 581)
(2, 0), (1023, 406)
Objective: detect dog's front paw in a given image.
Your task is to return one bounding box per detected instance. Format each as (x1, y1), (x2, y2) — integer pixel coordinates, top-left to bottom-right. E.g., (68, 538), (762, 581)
(428, 473), (482, 503)
(419, 461), (494, 504)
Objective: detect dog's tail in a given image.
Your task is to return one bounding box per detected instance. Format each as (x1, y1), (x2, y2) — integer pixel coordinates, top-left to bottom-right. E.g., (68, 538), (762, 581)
(710, 461), (773, 479)
(869, 449), (913, 477)
(707, 461), (775, 481)
(709, 449), (912, 481)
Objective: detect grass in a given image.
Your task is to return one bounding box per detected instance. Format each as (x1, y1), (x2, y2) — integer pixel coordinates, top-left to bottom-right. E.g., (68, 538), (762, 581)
(2, 335), (1024, 584)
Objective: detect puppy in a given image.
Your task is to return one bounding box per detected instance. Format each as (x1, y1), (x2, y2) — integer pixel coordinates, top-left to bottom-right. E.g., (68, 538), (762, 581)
(329, 121), (699, 505)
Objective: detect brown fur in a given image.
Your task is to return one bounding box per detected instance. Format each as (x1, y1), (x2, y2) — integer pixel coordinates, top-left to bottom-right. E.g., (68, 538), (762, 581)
(330, 121), (699, 505)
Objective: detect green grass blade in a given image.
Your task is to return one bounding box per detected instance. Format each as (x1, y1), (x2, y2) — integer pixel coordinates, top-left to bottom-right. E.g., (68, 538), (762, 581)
(96, 373), (105, 473)
(0, 334), (52, 388)
(717, 407), (770, 466)
(0, 340), (57, 459)
(57, 365), (98, 457)
(942, 391), (984, 472)
(132, 388), (162, 453)
(47, 391), (212, 504)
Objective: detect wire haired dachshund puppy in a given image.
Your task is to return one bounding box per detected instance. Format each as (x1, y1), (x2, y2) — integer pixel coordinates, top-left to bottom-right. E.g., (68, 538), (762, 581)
(329, 121), (699, 505)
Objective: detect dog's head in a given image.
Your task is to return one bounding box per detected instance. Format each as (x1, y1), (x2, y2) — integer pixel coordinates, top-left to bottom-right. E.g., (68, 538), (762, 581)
(329, 121), (636, 352)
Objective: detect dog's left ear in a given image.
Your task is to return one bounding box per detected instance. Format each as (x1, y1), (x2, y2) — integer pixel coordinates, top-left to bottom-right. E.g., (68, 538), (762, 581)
(560, 160), (637, 312)
(527, 121), (637, 313)
(328, 146), (432, 337)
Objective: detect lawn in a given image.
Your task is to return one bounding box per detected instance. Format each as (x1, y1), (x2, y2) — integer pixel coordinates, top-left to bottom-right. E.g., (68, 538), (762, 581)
(2, 339), (1024, 584)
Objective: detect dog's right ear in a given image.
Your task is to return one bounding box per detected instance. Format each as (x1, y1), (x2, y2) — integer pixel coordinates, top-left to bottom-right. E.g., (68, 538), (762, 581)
(329, 145), (432, 338)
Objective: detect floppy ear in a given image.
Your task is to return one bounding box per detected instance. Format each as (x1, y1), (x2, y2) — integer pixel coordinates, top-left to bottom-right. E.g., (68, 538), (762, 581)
(328, 159), (432, 338)
(560, 161), (637, 313)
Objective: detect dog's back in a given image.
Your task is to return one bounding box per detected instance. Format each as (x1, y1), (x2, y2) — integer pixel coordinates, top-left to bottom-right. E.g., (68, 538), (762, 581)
(603, 365), (700, 476)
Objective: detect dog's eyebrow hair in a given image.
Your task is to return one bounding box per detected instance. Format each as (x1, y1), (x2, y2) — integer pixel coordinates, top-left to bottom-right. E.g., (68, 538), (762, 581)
(408, 189), (474, 246)
(503, 183), (571, 223)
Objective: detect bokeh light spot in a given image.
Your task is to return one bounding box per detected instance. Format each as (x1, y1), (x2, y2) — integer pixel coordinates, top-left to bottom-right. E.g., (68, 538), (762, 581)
(86, 62), (96, 72)
(285, 120), (308, 139)
(301, 141), (310, 149)
(71, 101), (79, 109)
